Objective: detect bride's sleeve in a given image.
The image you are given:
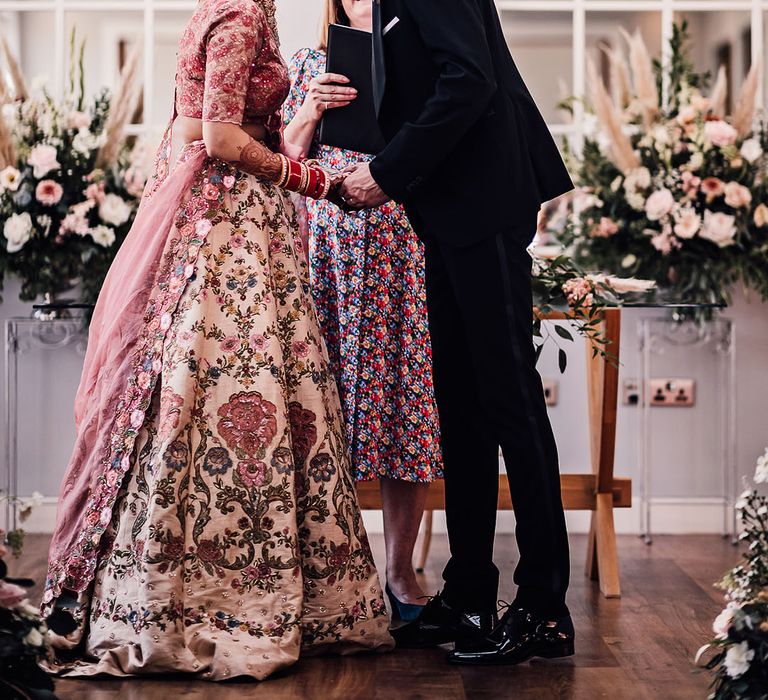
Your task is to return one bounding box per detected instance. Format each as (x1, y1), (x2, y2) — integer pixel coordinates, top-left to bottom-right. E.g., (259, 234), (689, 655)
(202, 5), (264, 125)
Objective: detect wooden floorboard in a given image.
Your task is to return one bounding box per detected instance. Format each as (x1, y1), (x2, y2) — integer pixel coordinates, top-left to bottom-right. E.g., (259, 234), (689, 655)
(7, 533), (738, 699)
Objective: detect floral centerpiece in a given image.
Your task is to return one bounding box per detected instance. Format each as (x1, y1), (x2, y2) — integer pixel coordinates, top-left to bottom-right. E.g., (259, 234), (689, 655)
(556, 22), (768, 306)
(697, 449), (768, 698)
(0, 33), (147, 307)
(0, 491), (55, 699)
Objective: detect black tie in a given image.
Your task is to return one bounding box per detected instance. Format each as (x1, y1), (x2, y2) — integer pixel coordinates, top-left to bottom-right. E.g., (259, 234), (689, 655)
(372, 0), (386, 117)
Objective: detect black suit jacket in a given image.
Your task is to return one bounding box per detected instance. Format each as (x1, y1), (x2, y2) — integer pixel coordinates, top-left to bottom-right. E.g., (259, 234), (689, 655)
(369, 0), (574, 247)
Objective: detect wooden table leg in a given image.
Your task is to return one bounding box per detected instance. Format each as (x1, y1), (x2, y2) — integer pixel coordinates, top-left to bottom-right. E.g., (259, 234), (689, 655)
(584, 309), (622, 598)
(415, 510), (433, 574)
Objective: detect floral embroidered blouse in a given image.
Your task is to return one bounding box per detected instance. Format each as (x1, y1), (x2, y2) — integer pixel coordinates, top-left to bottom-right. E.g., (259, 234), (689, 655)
(175, 0), (289, 137)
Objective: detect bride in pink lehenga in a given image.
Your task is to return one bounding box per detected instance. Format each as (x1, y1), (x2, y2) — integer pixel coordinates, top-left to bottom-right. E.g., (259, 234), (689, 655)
(42, 0), (392, 680)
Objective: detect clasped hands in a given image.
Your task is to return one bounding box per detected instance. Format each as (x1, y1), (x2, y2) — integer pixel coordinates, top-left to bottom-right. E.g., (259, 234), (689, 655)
(326, 162), (389, 211)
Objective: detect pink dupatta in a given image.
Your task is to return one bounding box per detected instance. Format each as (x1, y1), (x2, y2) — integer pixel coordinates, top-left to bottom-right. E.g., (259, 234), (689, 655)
(42, 128), (237, 612)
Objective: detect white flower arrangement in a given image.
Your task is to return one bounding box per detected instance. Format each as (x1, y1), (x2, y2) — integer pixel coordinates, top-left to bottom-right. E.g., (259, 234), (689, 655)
(698, 450), (768, 697)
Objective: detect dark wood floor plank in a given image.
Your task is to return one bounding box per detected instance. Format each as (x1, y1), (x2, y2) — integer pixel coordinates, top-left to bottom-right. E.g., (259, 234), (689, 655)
(8, 533), (739, 699)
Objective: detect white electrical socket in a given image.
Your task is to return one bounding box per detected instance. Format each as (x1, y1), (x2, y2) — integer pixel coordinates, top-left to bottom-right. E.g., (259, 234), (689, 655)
(648, 378), (695, 407)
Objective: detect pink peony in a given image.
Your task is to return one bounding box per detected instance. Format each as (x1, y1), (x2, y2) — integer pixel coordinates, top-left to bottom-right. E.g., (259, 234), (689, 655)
(35, 179), (63, 206)
(704, 120), (737, 147)
(27, 144), (60, 178)
(645, 188), (675, 221)
(700, 210), (737, 248)
(724, 182), (752, 209)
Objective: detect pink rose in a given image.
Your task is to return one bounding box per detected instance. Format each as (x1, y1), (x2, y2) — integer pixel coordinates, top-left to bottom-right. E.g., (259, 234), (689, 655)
(650, 229), (681, 255)
(704, 120), (738, 147)
(700, 210), (737, 248)
(223, 175), (236, 190)
(27, 144), (60, 178)
(237, 459), (267, 488)
(35, 179), (63, 206)
(562, 277), (594, 307)
(291, 340), (310, 358)
(231, 234), (246, 249)
(645, 188), (675, 221)
(202, 183), (219, 201)
(724, 182), (752, 209)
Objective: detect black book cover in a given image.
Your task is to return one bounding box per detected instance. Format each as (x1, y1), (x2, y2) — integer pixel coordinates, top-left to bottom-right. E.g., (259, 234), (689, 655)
(318, 24), (386, 155)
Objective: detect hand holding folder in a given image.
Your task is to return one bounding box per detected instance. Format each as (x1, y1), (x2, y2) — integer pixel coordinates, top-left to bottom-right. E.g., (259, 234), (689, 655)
(318, 24), (386, 156)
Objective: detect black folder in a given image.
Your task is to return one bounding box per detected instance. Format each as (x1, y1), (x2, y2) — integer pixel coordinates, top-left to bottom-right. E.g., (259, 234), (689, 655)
(318, 24), (386, 155)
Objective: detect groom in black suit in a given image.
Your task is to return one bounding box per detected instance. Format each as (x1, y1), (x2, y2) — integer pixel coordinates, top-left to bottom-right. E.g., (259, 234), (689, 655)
(341, 0), (575, 665)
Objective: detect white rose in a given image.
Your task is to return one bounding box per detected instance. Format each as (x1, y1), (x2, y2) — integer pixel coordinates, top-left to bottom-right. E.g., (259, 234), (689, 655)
(699, 210), (737, 248)
(712, 607), (734, 640)
(23, 627), (44, 648)
(3, 212), (33, 253)
(0, 166), (21, 192)
(673, 206), (701, 239)
(90, 224), (116, 248)
(645, 188), (675, 221)
(755, 449), (768, 484)
(724, 641), (754, 678)
(99, 194), (132, 227)
(740, 138), (763, 163)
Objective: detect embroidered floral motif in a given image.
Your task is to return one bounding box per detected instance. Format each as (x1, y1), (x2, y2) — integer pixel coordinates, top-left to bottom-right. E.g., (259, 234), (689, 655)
(217, 391), (278, 456)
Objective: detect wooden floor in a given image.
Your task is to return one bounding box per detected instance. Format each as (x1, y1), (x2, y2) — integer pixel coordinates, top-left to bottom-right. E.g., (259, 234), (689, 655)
(8, 533), (736, 699)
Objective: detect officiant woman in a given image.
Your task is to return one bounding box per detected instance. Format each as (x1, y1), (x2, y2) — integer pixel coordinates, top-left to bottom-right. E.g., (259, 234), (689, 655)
(283, 0), (442, 620)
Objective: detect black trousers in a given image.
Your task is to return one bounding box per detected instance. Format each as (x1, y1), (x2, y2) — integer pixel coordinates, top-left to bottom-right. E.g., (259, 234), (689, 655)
(422, 220), (570, 618)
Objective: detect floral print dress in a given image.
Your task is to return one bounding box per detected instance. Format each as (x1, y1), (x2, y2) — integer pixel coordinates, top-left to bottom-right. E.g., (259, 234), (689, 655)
(285, 49), (443, 483)
(43, 0), (392, 681)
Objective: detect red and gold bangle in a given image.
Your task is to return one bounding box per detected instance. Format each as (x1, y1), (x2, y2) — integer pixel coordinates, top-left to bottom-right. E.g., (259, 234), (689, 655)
(306, 166), (320, 198)
(276, 154), (289, 188)
(319, 169), (331, 199)
(284, 158), (303, 191)
(299, 162), (310, 196)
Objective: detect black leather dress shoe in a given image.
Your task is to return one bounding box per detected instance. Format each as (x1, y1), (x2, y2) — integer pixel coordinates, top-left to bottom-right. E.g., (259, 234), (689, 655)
(390, 591), (497, 649)
(447, 606), (575, 665)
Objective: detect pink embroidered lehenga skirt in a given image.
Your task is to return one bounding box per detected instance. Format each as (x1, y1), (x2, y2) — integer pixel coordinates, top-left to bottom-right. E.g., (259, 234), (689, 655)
(42, 141), (393, 680)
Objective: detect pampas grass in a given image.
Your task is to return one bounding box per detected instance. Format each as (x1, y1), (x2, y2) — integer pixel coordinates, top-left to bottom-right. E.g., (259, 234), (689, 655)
(1, 34), (27, 101)
(587, 58), (639, 173)
(709, 65), (728, 118)
(621, 28), (658, 127)
(96, 41), (142, 169)
(601, 43), (632, 110)
(732, 60), (762, 138)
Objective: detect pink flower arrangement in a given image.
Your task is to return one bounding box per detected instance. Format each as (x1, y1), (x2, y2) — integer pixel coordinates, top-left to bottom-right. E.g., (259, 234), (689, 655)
(704, 119), (738, 147)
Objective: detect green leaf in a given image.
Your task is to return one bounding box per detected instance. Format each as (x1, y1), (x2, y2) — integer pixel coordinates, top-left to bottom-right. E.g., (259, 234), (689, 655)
(555, 325), (574, 341)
